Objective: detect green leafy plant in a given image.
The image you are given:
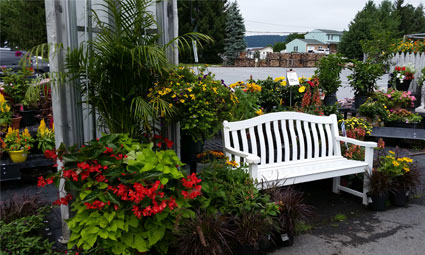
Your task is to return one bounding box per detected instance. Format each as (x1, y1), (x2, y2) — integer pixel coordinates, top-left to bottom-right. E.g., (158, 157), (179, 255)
(36, 119), (55, 152)
(387, 109), (422, 123)
(1, 66), (33, 105)
(315, 54), (345, 95)
(358, 97), (388, 121)
(348, 60), (384, 96)
(149, 66), (236, 142)
(375, 88), (416, 110)
(418, 66), (425, 86)
(0, 93), (12, 126)
(0, 206), (57, 254)
(1, 127), (34, 152)
(231, 87), (261, 121)
(37, 134), (202, 254)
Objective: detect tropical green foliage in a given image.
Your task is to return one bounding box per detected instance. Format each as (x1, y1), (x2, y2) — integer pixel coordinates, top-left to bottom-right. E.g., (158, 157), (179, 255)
(178, 0), (227, 64)
(64, 0), (211, 138)
(223, 1), (247, 65)
(0, 0), (47, 49)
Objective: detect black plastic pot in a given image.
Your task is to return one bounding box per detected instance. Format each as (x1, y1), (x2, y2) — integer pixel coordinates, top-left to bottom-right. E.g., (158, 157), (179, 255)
(390, 189), (409, 206)
(181, 133), (204, 174)
(324, 93), (337, 106)
(236, 245), (259, 255)
(354, 95), (368, 109)
(20, 110), (36, 127)
(368, 192), (389, 211)
(395, 79), (412, 91)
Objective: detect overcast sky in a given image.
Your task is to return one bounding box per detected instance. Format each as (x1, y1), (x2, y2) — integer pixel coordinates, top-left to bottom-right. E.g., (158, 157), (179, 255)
(235, 0), (425, 35)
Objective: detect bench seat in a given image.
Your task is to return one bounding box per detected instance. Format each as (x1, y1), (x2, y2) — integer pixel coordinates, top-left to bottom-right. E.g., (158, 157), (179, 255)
(256, 156), (367, 186)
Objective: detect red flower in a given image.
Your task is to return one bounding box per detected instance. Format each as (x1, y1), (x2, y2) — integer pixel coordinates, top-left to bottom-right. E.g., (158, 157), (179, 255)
(163, 138), (174, 149)
(84, 200), (105, 210)
(181, 173), (202, 188)
(44, 149), (57, 159)
(53, 194), (73, 206)
(103, 146), (113, 154)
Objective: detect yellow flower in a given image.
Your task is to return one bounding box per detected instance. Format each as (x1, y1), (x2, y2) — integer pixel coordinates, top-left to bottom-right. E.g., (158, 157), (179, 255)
(403, 167), (410, 172)
(179, 99), (185, 103)
(389, 150), (395, 154)
(187, 88), (192, 92)
(256, 109), (263, 115)
(0, 93), (5, 103)
(169, 103), (173, 108)
(225, 160), (239, 167)
(23, 128), (31, 138)
(280, 80), (287, 86)
(274, 76), (285, 82)
(392, 161), (400, 167)
(213, 87), (218, 94)
(298, 86), (306, 93)
(190, 94), (196, 100)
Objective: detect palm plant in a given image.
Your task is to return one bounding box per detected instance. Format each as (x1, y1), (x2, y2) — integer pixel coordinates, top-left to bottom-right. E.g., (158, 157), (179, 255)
(35, 0), (211, 138)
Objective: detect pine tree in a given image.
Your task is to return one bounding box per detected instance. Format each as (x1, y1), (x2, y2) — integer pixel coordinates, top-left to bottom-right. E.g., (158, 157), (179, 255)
(178, 0), (228, 64)
(223, 1), (246, 65)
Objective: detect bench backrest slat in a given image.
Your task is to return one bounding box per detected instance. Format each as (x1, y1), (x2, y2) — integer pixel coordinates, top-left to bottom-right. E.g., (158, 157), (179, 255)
(223, 112), (341, 165)
(296, 120), (305, 160)
(273, 120), (282, 163)
(304, 121), (312, 159)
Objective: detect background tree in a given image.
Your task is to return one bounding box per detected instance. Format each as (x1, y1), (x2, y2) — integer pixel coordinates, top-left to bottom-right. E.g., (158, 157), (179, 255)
(273, 42), (286, 52)
(178, 0), (227, 64)
(394, 0), (425, 36)
(223, 1), (247, 65)
(0, 0), (47, 50)
(285, 33), (305, 44)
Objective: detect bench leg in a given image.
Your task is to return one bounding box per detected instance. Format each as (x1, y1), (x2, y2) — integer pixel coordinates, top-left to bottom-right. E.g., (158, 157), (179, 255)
(363, 173), (371, 206)
(332, 177), (340, 194)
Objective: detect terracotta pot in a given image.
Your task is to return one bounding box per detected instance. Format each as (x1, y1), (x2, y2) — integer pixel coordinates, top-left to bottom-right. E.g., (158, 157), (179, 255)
(11, 116), (22, 130)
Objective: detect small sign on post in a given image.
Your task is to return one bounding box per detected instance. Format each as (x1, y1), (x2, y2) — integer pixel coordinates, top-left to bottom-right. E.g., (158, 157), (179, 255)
(286, 69), (299, 106)
(286, 69), (299, 86)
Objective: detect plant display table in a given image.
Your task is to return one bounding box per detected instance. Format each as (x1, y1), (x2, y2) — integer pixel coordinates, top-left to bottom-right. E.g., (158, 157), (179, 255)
(370, 127), (425, 140)
(223, 112), (377, 205)
(0, 154), (54, 181)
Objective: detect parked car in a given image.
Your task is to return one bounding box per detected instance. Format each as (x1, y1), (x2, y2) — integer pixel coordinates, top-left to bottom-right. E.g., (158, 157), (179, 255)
(310, 48), (330, 55)
(0, 48), (49, 78)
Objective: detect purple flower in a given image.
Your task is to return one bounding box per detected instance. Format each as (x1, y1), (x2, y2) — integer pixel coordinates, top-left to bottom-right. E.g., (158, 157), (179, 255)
(198, 77), (202, 81)
(203, 74), (208, 79)
(15, 51), (22, 57)
(173, 97), (178, 101)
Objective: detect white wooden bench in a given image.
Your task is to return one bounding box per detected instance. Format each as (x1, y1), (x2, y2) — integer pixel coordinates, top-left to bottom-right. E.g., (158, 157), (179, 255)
(223, 112), (377, 205)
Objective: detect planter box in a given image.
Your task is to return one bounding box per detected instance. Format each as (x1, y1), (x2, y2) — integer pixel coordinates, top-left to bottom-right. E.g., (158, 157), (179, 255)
(385, 121), (420, 129)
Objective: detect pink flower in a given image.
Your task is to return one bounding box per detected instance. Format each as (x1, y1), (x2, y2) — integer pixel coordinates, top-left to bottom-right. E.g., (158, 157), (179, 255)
(407, 91), (411, 95)
(386, 94), (391, 98)
(411, 96), (416, 101)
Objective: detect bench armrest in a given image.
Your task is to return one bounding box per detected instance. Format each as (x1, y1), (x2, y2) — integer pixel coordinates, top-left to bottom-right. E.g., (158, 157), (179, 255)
(335, 136), (377, 148)
(224, 147), (261, 164)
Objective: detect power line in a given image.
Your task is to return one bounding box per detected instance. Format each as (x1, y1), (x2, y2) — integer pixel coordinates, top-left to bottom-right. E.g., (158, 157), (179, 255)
(245, 19), (345, 31)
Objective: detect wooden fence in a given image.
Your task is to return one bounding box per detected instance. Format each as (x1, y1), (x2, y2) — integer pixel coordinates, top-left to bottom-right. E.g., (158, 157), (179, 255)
(390, 52), (425, 92)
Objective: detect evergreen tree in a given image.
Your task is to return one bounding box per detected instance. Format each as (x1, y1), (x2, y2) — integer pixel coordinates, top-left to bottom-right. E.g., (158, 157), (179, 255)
(0, 0), (47, 50)
(223, 1), (246, 65)
(273, 42), (286, 52)
(178, 0), (227, 64)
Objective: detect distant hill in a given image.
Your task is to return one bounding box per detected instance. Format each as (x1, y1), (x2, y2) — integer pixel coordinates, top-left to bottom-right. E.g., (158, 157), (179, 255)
(244, 35), (287, 48)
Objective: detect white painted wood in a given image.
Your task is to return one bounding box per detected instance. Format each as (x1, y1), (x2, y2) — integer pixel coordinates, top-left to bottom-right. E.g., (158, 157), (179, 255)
(317, 123), (326, 157)
(281, 120), (290, 162)
(231, 130), (240, 163)
(257, 124), (266, 165)
(324, 124), (333, 157)
(288, 119), (298, 160)
(265, 122), (274, 163)
(330, 115), (341, 156)
(296, 120), (305, 159)
(241, 129), (249, 156)
(304, 121), (312, 159)
(273, 120), (282, 163)
(311, 122), (319, 158)
(249, 127), (257, 157)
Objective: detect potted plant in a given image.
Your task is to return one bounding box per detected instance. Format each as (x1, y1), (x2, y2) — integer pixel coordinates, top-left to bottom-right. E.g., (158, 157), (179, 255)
(392, 64), (415, 91)
(376, 149), (416, 206)
(358, 98), (388, 125)
(348, 60), (384, 108)
(375, 88), (416, 110)
(338, 117), (373, 140)
(36, 119), (55, 156)
(149, 66), (236, 170)
(315, 54), (345, 105)
(1, 127), (33, 163)
(386, 109), (422, 128)
(365, 169), (391, 211)
(0, 93), (12, 130)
